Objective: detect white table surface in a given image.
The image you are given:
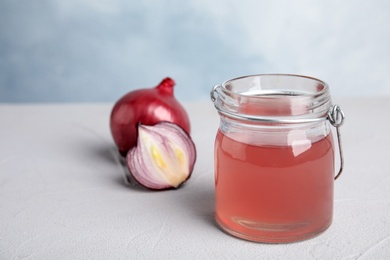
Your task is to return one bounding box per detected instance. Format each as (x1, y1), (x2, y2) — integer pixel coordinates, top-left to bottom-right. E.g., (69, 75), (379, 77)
(1, 97), (390, 259)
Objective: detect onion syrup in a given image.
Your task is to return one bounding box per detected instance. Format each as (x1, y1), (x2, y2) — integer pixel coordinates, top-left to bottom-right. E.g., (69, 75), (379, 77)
(215, 130), (334, 243)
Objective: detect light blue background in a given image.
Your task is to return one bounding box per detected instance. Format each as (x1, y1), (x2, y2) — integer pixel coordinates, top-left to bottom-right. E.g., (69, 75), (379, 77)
(1, 0), (389, 103)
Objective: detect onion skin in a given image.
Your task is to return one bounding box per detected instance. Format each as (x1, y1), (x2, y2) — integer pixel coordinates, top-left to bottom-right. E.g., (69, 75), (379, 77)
(110, 78), (191, 156)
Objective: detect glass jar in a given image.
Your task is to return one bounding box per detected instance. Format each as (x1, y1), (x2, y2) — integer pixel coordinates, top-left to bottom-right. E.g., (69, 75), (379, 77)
(210, 74), (345, 243)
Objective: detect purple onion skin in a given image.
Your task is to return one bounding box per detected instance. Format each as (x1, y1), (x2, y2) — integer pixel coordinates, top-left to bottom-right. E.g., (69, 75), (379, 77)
(110, 78), (191, 157)
(126, 122), (196, 191)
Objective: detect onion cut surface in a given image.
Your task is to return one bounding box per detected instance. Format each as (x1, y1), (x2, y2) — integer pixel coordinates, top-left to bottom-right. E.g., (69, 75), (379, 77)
(126, 122), (196, 190)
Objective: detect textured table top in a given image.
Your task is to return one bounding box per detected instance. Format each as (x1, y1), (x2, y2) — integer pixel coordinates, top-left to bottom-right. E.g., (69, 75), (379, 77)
(1, 97), (390, 259)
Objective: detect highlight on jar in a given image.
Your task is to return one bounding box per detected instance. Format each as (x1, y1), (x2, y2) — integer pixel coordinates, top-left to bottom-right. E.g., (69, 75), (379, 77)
(210, 74), (345, 243)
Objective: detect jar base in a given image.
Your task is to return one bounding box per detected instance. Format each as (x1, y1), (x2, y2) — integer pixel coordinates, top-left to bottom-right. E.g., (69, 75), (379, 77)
(215, 215), (332, 244)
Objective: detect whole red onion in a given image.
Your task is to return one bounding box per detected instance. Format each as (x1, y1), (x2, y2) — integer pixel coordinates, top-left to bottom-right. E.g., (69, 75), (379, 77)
(110, 77), (191, 156)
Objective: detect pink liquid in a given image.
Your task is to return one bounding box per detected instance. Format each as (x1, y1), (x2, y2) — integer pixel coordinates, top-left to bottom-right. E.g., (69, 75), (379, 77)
(215, 130), (335, 243)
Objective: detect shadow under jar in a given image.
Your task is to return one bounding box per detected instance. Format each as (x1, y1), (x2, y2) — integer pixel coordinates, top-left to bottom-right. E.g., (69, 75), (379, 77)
(210, 74), (345, 243)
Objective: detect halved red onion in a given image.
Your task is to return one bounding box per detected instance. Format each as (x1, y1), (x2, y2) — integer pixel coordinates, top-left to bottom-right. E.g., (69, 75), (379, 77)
(126, 122), (196, 190)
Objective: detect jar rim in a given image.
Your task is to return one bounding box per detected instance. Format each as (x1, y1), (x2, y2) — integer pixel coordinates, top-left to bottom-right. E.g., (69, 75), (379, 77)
(221, 73), (329, 98)
(211, 74), (333, 124)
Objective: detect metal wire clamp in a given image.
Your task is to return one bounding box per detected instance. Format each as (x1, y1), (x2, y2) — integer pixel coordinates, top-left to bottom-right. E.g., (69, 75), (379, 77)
(328, 105), (345, 180)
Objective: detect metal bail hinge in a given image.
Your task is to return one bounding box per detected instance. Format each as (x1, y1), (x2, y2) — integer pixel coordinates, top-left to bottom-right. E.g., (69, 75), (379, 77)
(328, 105), (345, 127)
(328, 105), (345, 180)
(210, 85), (221, 103)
